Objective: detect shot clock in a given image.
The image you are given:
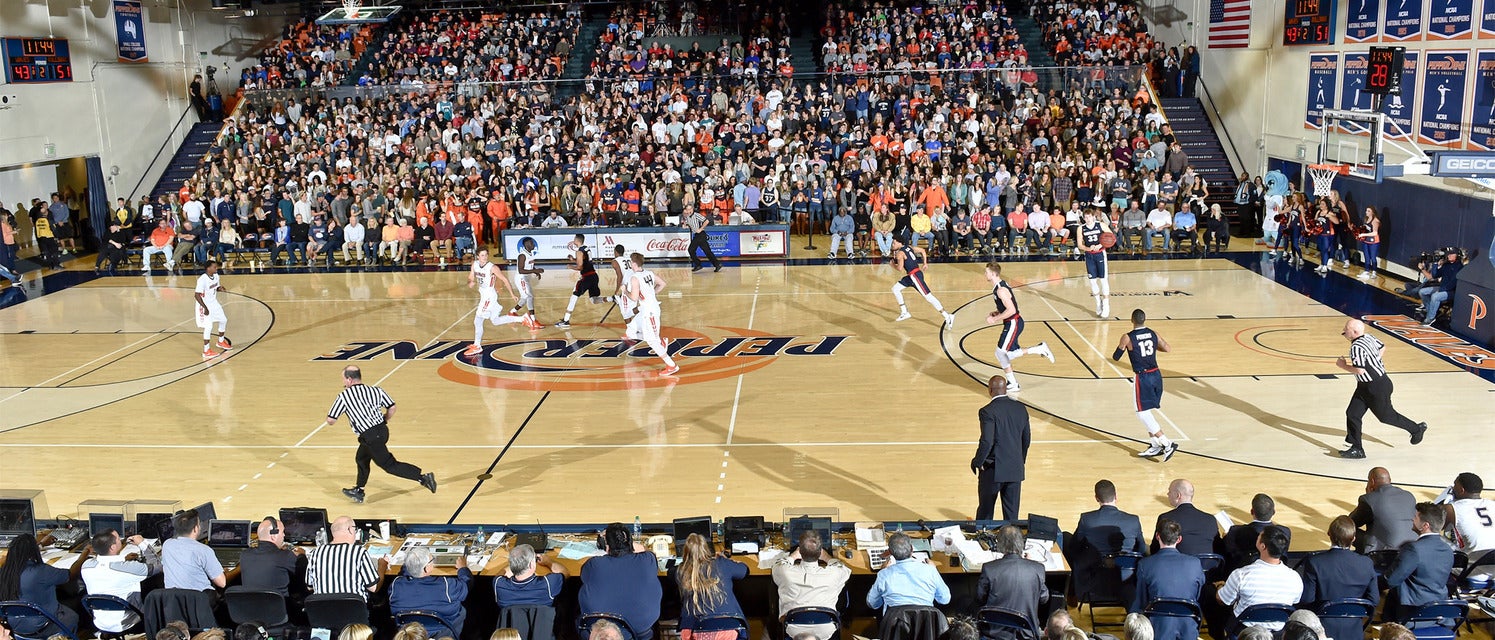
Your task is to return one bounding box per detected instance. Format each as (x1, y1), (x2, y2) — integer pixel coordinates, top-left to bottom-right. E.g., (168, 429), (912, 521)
(1365, 46), (1405, 96)
(3, 38), (74, 84)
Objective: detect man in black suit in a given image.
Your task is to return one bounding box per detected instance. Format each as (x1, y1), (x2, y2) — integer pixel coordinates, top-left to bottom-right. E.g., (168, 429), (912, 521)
(1219, 494), (1292, 572)
(976, 525), (1049, 640)
(972, 375), (1030, 521)
(1299, 516), (1378, 640)
(1131, 520), (1206, 640)
(1385, 502), (1456, 622)
(1071, 480), (1147, 579)
(1351, 467), (1416, 552)
(1152, 479), (1221, 557)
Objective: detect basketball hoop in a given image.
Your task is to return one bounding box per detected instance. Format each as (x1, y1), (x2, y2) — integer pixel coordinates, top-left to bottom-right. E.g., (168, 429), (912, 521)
(1307, 163), (1349, 198)
(341, 0), (361, 19)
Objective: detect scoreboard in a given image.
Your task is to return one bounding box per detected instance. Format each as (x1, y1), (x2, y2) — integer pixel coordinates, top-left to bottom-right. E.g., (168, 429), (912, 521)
(3, 38), (74, 84)
(1283, 0), (1336, 45)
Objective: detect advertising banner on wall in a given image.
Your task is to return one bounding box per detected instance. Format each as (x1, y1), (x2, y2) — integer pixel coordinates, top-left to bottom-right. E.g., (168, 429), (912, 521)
(1467, 51), (1495, 150)
(113, 0), (147, 62)
(1338, 53), (1374, 132)
(502, 227), (790, 261)
(1306, 53), (1340, 130)
(1382, 52), (1420, 141)
(1383, 0), (1427, 40)
(1482, 0), (1495, 37)
(1417, 50), (1471, 147)
(1346, 0), (1381, 41)
(1428, 0), (1476, 39)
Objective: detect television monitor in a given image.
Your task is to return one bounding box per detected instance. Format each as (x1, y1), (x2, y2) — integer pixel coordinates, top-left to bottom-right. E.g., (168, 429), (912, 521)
(134, 512), (174, 539)
(279, 508), (329, 545)
(89, 513), (125, 539)
(787, 516), (834, 551)
(672, 516), (713, 552)
(0, 499), (35, 539)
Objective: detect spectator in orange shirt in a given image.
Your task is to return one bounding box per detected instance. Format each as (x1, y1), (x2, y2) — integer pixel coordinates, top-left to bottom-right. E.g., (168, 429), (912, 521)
(142, 218), (176, 273)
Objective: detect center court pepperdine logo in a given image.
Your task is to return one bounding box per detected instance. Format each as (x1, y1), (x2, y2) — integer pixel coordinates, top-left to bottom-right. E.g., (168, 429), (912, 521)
(313, 325), (852, 391)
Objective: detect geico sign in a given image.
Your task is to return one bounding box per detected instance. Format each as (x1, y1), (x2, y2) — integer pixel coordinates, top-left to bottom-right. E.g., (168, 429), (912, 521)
(1437, 155), (1495, 175)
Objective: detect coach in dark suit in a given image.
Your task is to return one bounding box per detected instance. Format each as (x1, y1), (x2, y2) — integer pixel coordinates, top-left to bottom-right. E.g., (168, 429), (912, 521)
(1152, 479), (1221, 557)
(972, 376), (1030, 521)
(1299, 516), (1379, 640)
(1131, 519), (1206, 640)
(977, 525), (1049, 640)
(1071, 480), (1147, 577)
(1385, 503), (1456, 622)
(1219, 494), (1292, 572)
(1351, 467), (1416, 552)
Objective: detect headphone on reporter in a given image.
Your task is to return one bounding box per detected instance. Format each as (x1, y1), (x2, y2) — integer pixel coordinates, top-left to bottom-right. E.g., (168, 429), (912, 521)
(263, 516), (279, 535)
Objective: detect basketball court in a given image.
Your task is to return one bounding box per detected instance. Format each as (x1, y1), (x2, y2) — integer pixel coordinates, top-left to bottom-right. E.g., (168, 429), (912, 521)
(1, 248), (1488, 542)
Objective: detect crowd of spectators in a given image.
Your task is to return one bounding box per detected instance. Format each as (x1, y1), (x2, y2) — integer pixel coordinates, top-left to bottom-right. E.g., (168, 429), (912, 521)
(1031, 0), (1158, 68)
(0, 470), (1488, 640)
(816, 0), (1029, 86)
(357, 10), (582, 87)
(240, 19), (379, 91)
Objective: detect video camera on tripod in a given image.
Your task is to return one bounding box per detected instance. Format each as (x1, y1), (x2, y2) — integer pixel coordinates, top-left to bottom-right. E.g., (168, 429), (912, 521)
(1412, 246), (1467, 271)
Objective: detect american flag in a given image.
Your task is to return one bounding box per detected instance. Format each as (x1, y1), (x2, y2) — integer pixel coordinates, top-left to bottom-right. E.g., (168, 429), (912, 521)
(1208, 0), (1251, 48)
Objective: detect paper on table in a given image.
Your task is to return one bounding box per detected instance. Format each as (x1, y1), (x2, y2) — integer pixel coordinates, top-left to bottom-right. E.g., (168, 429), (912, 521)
(757, 548), (787, 569)
(953, 539), (996, 569)
(1214, 511), (1234, 534)
(484, 532), (507, 546)
(930, 525), (965, 553)
(366, 545), (393, 559)
(731, 542), (760, 554)
(557, 541), (604, 560)
(400, 537), (433, 550)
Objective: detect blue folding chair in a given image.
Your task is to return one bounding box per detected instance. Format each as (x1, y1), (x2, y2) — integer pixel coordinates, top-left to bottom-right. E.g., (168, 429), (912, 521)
(395, 610), (458, 640)
(1227, 603), (1294, 640)
(1402, 600), (1469, 640)
(0, 601), (78, 640)
(978, 607), (1038, 639)
(783, 606), (840, 640)
(1144, 597), (1202, 623)
(81, 594), (146, 637)
(688, 613), (748, 640)
(577, 612), (638, 640)
(1315, 598), (1375, 640)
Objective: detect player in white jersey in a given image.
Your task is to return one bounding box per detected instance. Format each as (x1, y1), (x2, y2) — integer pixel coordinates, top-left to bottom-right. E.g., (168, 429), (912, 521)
(195, 260), (231, 360)
(464, 247), (523, 357)
(625, 252), (679, 376)
(1449, 472), (1495, 577)
(611, 244), (635, 322)
(506, 237), (545, 328)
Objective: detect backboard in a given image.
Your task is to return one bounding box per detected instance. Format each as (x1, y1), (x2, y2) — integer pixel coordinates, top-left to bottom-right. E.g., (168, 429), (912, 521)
(1319, 107), (1430, 183)
(315, 4), (401, 24)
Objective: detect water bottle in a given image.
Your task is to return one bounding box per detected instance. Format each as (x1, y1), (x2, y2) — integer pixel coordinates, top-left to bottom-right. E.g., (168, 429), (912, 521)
(315, 527), (327, 547)
(632, 516), (642, 540)
(476, 524), (485, 546)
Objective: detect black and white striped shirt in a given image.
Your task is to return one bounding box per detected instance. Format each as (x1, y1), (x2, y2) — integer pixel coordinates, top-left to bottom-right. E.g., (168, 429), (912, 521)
(327, 384), (395, 434)
(306, 542), (380, 599)
(686, 211), (708, 233)
(1349, 335), (1387, 382)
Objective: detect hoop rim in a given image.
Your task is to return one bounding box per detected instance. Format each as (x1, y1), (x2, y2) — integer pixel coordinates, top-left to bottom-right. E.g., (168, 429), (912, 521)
(1307, 163), (1351, 175)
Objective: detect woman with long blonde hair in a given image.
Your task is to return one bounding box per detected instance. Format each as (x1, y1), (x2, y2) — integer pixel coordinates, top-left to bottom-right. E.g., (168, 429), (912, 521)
(669, 533), (747, 640)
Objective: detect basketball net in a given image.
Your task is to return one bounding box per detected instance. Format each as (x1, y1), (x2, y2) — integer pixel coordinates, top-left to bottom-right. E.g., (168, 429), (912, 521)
(1307, 164), (1344, 199)
(342, 0), (361, 19)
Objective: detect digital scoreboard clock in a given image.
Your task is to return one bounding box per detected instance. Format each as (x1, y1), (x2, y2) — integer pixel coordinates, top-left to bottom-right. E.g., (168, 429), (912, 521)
(3, 38), (74, 84)
(1365, 46), (1405, 95)
(1283, 0), (1337, 45)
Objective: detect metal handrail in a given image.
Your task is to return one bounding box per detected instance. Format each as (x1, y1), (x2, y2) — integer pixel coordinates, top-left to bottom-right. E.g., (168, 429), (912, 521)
(1196, 76), (1246, 178)
(128, 106), (196, 202)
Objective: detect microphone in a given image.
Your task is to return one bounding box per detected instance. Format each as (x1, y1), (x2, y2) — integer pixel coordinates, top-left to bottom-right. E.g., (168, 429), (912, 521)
(916, 519), (932, 533)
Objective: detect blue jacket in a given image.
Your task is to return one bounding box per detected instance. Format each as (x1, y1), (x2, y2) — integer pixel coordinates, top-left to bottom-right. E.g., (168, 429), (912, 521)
(669, 557), (748, 630)
(1300, 548), (1379, 640)
(829, 214), (855, 235)
(391, 567), (471, 636)
(1386, 534), (1455, 609)
(579, 551), (662, 640)
(1131, 548), (1206, 640)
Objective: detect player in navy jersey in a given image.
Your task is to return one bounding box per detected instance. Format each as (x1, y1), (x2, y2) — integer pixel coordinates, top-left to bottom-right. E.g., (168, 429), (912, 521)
(555, 233), (608, 329)
(1076, 208), (1112, 318)
(890, 234), (956, 328)
(1112, 308), (1178, 461)
(984, 262), (1053, 391)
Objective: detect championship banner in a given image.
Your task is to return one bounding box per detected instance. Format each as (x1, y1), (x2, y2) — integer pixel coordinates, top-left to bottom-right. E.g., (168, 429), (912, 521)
(113, 0), (147, 63)
(1384, 0), (1427, 40)
(1417, 50), (1471, 147)
(1346, 0), (1381, 42)
(1306, 53), (1340, 130)
(1382, 52), (1420, 141)
(1338, 53), (1374, 132)
(1428, 0), (1475, 39)
(1468, 51), (1495, 150)
(1483, 0), (1495, 37)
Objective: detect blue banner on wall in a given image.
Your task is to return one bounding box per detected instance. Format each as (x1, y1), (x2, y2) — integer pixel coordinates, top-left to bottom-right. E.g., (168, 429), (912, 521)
(1418, 50), (1470, 147)
(1384, 0), (1427, 40)
(1429, 0), (1476, 38)
(1346, 0), (1381, 41)
(1339, 53), (1374, 126)
(1469, 51), (1495, 150)
(1306, 53), (1340, 130)
(113, 0), (147, 63)
(1482, 0), (1495, 37)
(1382, 52), (1420, 141)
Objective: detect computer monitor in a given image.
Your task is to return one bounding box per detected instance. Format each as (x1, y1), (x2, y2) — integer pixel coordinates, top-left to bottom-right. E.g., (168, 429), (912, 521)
(673, 516), (713, 552)
(279, 508), (329, 545)
(207, 520), (251, 547)
(89, 513), (125, 539)
(188, 502), (217, 540)
(134, 512), (174, 539)
(787, 516), (834, 550)
(0, 499), (36, 539)
(1025, 514), (1059, 542)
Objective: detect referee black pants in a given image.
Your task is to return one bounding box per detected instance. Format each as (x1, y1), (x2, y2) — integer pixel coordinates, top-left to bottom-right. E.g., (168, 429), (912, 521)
(977, 480), (1021, 522)
(1345, 376), (1419, 448)
(355, 422), (422, 487)
(689, 231), (720, 269)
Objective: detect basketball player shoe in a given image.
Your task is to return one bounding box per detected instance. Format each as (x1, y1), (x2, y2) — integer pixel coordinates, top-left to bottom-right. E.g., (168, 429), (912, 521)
(660, 365), (680, 377)
(1137, 444), (1164, 457)
(216, 337), (233, 351)
(1029, 342), (1056, 363)
(202, 347), (216, 361)
(463, 344), (483, 357)
(943, 312), (956, 329)
(1160, 442), (1179, 462)
(895, 310), (912, 322)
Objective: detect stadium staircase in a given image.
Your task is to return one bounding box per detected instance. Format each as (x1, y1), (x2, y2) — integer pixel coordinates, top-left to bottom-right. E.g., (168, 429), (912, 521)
(1160, 97), (1240, 226)
(1012, 15), (1060, 88)
(556, 15), (609, 100)
(148, 121), (225, 200)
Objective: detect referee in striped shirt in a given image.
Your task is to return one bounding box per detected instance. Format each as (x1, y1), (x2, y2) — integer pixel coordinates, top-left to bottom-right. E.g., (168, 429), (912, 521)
(322, 365), (436, 501)
(685, 209), (722, 272)
(1334, 319), (1427, 459)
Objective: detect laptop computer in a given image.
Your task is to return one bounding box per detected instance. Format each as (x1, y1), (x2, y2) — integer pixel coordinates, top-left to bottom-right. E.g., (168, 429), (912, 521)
(190, 502), (217, 541)
(724, 516), (765, 547)
(279, 507), (329, 545)
(1025, 514), (1060, 543)
(134, 512), (174, 540)
(0, 499), (36, 547)
(673, 516), (714, 553)
(89, 513), (125, 539)
(206, 519), (252, 568)
(788, 516), (834, 551)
